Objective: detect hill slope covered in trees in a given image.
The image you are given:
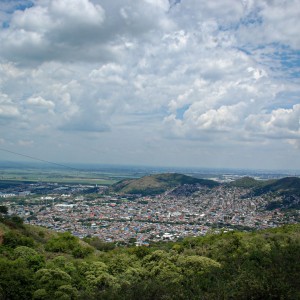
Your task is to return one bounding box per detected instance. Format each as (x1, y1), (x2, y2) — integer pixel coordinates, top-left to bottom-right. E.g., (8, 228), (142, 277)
(0, 212), (299, 299)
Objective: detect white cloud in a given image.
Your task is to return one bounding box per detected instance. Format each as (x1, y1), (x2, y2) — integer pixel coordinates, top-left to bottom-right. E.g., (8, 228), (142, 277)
(89, 63), (126, 85)
(187, 102), (248, 131)
(0, 0), (173, 65)
(27, 96), (55, 111)
(245, 104), (300, 139)
(50, 0), (105, 24)
(0, 105), (19, 118)
(0, 0), (300, 169)
(258, 0), (300, 49)
(0, 93), (20, 118)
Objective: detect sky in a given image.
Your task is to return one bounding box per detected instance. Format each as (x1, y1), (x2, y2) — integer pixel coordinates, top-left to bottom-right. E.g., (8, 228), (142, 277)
(0, 0), (300, 171)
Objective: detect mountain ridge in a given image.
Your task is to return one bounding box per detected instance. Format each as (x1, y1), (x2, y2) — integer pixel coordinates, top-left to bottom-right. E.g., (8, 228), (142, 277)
(112, 173), (219, 195)
(112, 173), (300, 197)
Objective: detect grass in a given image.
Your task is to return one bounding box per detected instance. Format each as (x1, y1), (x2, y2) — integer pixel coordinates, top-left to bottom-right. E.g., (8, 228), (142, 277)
(0, 169), (119, 185)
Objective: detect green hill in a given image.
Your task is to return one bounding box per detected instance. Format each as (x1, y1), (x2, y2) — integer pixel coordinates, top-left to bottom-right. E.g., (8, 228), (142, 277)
(228, 176), (274, 188)
(113, 174), (300, 197)
(0, 212), (300, 299)
(229, 176), (300, 209)
(112, 173), (219, 195)
(229, 176), (300, 198)
(253, 176), (300, 196)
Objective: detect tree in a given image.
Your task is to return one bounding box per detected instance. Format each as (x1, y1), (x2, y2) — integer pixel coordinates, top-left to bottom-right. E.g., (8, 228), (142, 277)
(45, 232), (78, 253)
(72, 245), (94, 258)
(78, 261), (120, 298)
(0, 258), (35, 299)
(14, 246), (45, 271)
(0, 205), (8, 215)
(34, 268), (77, 300)
(83, 236), (115, 251)
(3, 231), (34, 248)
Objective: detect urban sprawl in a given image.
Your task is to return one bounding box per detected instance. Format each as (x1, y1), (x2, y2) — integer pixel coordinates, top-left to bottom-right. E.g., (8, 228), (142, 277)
(1, 182), (298, 245)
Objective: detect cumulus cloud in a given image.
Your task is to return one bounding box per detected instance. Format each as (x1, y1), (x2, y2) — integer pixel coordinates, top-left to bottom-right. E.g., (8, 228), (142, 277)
(0, 0), (173, 65)
(89, 63), (126, 85)
(0, 104), (19, 118)
(255, 0), (300, 49)
(164, 101), (249, 140)
(0, 0), (106, 64)
(0, 93), (20, 118)
(27, 96), (55, 111)
(187, 102), (248, 131)
(245, 104), (300, 139)
(0, 0), (300, 168)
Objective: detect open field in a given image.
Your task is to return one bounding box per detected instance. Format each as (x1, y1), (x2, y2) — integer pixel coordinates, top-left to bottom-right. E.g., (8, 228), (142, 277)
(0, 167), (127, 185)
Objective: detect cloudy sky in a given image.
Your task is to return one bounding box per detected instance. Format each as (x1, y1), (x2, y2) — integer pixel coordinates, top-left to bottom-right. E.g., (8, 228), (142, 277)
(0, 0), (300, 170)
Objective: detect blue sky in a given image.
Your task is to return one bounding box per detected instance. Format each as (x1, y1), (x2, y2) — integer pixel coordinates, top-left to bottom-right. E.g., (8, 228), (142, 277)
(0, 0), (300, 170)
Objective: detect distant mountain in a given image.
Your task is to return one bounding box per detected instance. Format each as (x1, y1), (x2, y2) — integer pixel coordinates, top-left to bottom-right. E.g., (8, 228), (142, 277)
(228, 176), (300, 196)
(228, 177), (275, 188)
(253, 177), (300, 196)
(112, 173), (219, 195)
(112, 173), (300, 199)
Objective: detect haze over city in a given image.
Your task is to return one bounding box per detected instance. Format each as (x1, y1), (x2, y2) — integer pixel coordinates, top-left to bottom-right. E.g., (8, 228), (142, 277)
(0, 0), (300, 170)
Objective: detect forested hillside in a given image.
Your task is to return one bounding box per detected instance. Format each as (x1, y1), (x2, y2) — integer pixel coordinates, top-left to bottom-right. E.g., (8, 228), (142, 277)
(0, 211), (299, 299)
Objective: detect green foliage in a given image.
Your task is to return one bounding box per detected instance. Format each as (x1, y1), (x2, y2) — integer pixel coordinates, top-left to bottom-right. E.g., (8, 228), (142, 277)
(129, 245), (151, 258)
(0, 216), (300, 299)
(1, 214), (25, 229)
(10, 215), (24, 226)
(34, 268), (77, 299)
(107, 253), (139, 275)
(228, 177), (273, 188)
(0, 206), (8, 215)
(77, 261), (120, 299)
(45, 232), (94, 258)
(35, 268), (72, 289)
(0, 258), (35, 299)
(83, 236), (115, 251)
(177, 255), (221, 274)
(46, 256), (77, 276)
(54, 285), (78, 300)
(3, 230), (35, 248)
(45, 232), (78, 253)
(14, 246), (45, 271)
(72, 245), (94, 258)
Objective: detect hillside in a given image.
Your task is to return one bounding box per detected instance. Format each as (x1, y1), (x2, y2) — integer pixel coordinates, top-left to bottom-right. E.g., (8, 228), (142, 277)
(229, 176), (300, 210)
(228, 176), (275, 188)
(253, 176), (300, 196)
(112, 173), (219, 195)
(0, 212), (299, 299)
(229, 176), (300, 196)
(113, 173), (300, 198)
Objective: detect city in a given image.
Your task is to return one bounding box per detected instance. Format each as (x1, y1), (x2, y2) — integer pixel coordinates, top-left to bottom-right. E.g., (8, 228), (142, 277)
(2, 181), (299, 245)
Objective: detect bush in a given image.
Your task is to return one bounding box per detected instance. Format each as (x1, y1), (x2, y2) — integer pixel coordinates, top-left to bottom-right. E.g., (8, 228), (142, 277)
(72, 246), (94, 258)
(3, 231), (35, 248)
(45, 232), (78, 253)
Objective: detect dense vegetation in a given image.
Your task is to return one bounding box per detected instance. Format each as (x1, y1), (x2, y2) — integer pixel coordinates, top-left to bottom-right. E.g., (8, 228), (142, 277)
(0, 210), (299, 299)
